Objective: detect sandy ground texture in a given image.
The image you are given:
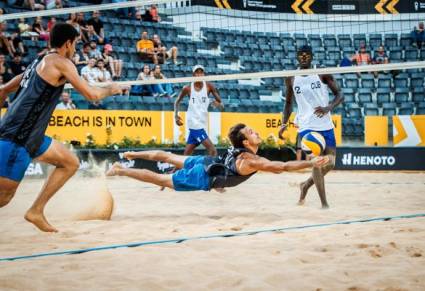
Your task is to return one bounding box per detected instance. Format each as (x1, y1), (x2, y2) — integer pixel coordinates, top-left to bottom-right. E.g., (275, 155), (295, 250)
(0, 171), (425, 291)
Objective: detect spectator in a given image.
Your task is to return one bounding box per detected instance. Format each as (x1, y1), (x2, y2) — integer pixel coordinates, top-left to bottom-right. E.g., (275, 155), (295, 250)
(89, 101), (106, 110)
(18, 18), (39, 40)
(0, 54), (12, 82)
(411, 22), (425, 49)
(89, 40), (102, 60)
(55, 92), (76, 110)
(9, 30), (26, 55)
(23, 0), (45, 10)
(47, 17), (56, 32)
(340, 56), (352, 67)
(67, 13), (86, 42)
(81, 58), (100, 84)
(45, 0), (62, 9)
(87, 11), (105, 43)
(351, 44), (372, 66)
(76, 12), (89, 40)
(152, 34), (179, 65)
(137, 31), (158, 64)
(142, 8), (153, 22)
(0, 22), (12, 57)
(112, 0), (135, 18)
(132, 64), (156, 96)
(32, 16), (49, 41)
(87, 25), (103, 44)
(102, 44), (123, 80)
(9, 53), (27, 76)
(151, 65), (175, 97)
(73, 42), (91, 72)
(95, 59), (112, 82)
(135, 10), (143, 21)
(150, 5), (161, 22)
(373, 46), (389, 65)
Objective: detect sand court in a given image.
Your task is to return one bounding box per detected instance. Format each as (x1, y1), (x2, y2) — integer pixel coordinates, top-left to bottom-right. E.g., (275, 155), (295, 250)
(0, 171), (424, 290)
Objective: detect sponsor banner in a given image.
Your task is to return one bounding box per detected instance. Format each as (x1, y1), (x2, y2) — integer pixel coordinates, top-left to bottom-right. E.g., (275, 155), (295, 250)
(393, 115), (425, 147)
(220, 112), (342, 146)
(336, 147), (425, 170)
(364, 116), (388, 146)
(46, 110), (162, 145)
(192, 0), (416, 14)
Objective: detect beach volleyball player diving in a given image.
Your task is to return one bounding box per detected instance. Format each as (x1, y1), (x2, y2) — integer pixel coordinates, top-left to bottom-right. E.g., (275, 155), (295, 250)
(0, 23), (122, 232)
(107, 124), (329, 191)
(279, 45), (344, 208)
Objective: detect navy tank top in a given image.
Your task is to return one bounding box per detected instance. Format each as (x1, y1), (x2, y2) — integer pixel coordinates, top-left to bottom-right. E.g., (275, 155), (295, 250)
(0, 53), (65, 157)
(204, 147), (256, 189)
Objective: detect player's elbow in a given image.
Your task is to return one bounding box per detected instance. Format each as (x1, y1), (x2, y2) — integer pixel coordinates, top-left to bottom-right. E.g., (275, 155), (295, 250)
(84, 91), (99, 101)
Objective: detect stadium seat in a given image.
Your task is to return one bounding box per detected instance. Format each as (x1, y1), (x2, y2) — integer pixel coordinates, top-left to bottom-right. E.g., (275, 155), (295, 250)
(382, 102), (397, 117)
(376, 88), (392, 106)
(338, 34), (352, 48)
(377, 75), (392, 88)
(389, 47), (403, 61)
(412, 92), (425, 104)
(313, 47), (326, 61)
(405, 48), (419, 61)
(363, 103), (379, 116)
(353, 34), (367, 49)
(410, 76), (424, 89)
(369, 34), (383, 50)
(394, 88), (410, 104)
(327, 47), (341, 61)
(398, 102), (415, 115)
(384, 34), (398, 47)
(345, 74), (359, 90)
(309, 34), (322, 47)
(361, 75), (375, 89)
(323, 35), (337, 48)
(400, 33), (412, 48)
(394, 75), (409, 89)
(346, 103), (362, 118)
(416, 102), (425, 114)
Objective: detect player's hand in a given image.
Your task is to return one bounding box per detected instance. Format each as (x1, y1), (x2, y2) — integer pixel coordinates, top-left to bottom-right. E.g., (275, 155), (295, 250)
(212, 100), (224, 111)
(310, 156), (329, 168)
(175, 115), (183, 126)
(123, 151), (135, 160)
(314, 106), (331, 118)
(278, 124), (288, 140)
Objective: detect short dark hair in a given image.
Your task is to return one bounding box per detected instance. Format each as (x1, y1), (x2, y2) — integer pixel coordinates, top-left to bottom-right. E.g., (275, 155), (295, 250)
(50, 23), (79, 49)
(228, 123), (247, 148)
(83, 42), (91, 49)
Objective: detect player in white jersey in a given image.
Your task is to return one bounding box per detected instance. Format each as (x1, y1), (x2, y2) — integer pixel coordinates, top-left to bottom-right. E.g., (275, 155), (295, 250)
(174, 65), (224, 156)
(279, 45), (344, 208)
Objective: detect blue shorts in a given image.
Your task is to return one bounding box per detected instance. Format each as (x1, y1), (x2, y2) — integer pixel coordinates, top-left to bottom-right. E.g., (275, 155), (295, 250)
(299, 129), (336, 149)
(172, 155), (211, 191)
(187, 128), (209, 146)
(0, 136), (52, 182)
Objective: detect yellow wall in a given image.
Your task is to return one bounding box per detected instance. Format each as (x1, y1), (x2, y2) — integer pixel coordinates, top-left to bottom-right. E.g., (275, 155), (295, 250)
(364, 116), (388, 146)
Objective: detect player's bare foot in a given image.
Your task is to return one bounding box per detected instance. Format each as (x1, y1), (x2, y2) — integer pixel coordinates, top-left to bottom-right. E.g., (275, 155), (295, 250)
(106, 162), (123, 176)
(321, 204), (330, 209)
(25, 209), (58, 232)
(297, 199), (305, 206)
(299, 181), (308, 203)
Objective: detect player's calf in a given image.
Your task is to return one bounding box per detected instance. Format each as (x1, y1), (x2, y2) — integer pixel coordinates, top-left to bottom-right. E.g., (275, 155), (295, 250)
(0, 188), (16, 207)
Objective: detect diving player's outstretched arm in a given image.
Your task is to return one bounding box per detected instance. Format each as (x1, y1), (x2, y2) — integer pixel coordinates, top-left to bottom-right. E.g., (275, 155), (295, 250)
(174, 85), (190, 126)
(278, 77), (294, 139)
(315, 74), (344, 117)
(238, 155), (329, 175)
(0, 74), (23, 109)
(59, 58), (122, 101)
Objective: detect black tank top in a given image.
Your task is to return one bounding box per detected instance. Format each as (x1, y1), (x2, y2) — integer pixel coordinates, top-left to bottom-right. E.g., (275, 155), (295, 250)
(0, 53), (65, 157)
(204, 147), (256, 189)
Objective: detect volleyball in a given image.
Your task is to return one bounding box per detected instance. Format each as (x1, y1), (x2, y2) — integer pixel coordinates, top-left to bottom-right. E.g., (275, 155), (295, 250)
(301, 132), (326, 157)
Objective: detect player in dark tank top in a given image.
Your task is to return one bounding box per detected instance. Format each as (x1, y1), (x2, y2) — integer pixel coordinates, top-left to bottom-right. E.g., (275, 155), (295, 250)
(0, 23), (122, 232)
(106, 124), (329, 193)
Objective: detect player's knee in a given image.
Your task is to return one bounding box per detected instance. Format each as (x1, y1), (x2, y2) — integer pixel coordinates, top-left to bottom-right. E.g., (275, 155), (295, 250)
(67, 156), (80, 174)
(0, 189), (16, 207)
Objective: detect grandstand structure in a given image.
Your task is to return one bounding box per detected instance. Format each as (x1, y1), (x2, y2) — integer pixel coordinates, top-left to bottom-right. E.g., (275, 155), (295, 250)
(1, 0), (424, 142)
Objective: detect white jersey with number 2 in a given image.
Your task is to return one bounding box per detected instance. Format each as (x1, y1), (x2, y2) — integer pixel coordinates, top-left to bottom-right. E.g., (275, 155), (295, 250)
(187, 81), (210, 130)
(292, 74), (334, 132)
